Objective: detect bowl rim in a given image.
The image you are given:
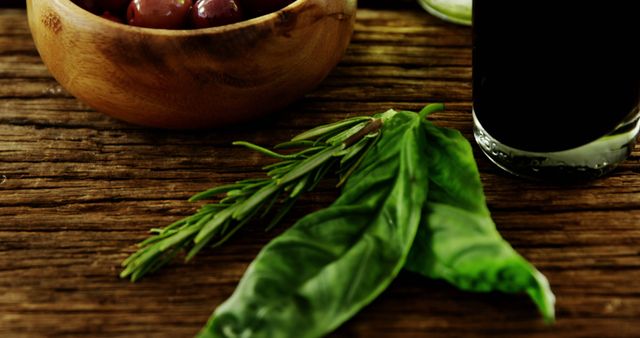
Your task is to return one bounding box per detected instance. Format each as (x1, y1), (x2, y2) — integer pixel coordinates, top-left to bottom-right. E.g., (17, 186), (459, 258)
(52, 0), (307, 36)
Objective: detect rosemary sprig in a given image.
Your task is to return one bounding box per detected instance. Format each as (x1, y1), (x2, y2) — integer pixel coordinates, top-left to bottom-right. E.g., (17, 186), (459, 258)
(121, 114), (389, 282)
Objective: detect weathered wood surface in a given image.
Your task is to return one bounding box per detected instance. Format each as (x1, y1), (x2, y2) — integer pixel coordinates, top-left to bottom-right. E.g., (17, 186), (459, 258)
(1, 2), (639, 338)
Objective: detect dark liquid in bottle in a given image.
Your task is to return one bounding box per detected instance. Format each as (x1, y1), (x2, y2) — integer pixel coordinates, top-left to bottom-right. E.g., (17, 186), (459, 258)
(473, 2), (640, 152)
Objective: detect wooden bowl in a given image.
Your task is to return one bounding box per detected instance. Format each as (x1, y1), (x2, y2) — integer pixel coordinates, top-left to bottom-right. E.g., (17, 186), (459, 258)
(26, 0), (357, 128)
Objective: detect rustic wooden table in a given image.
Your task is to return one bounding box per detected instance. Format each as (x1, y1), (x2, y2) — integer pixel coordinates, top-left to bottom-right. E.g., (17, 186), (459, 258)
(2, 2), (639, 338)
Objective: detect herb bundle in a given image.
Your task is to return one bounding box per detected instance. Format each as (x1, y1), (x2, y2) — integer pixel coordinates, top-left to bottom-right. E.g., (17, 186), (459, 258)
(121, 111), (389, 281)
(121, 104), (555, 338)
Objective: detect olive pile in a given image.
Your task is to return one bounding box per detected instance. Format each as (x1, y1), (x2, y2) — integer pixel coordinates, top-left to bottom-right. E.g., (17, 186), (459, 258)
(72, 0), (296, 29)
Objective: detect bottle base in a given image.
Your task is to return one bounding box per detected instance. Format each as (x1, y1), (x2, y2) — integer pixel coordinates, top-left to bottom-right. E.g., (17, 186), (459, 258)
(473, 108), (640, 181)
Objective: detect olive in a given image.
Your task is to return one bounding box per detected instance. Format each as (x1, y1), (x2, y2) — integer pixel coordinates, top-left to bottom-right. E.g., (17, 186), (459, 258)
(242, 0), (294, 17)
(191, 0), (244, 28)
(72, 0), (102, 14)
(101, 11), (124, 23)
(127, 0), (193, 29)
(99, 0), (131, 13)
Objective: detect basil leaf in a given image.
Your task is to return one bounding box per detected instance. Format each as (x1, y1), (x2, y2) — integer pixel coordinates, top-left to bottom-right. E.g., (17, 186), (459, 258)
(405, 121), (556, 322)
(197, 112), (429, 338)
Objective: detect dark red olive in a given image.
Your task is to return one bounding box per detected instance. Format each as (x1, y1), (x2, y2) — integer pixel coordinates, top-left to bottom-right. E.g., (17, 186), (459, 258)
(242, 0), (294, 17)
(99, 0), (130, 13)
(127, 0), (193, 29)
(72, 0), (102, 14)
(190, 0), (244, 28)
(101, 10), (124, 23)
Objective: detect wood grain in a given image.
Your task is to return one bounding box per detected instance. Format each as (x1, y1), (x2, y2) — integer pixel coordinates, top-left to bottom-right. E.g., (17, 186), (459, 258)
(1, 2), (640, 338)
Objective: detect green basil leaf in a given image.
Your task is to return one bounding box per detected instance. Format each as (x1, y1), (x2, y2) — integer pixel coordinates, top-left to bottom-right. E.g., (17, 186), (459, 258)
(197, 113), (429, 338)
(342, 111), (418, 189)
(405, 121), (556, 322)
